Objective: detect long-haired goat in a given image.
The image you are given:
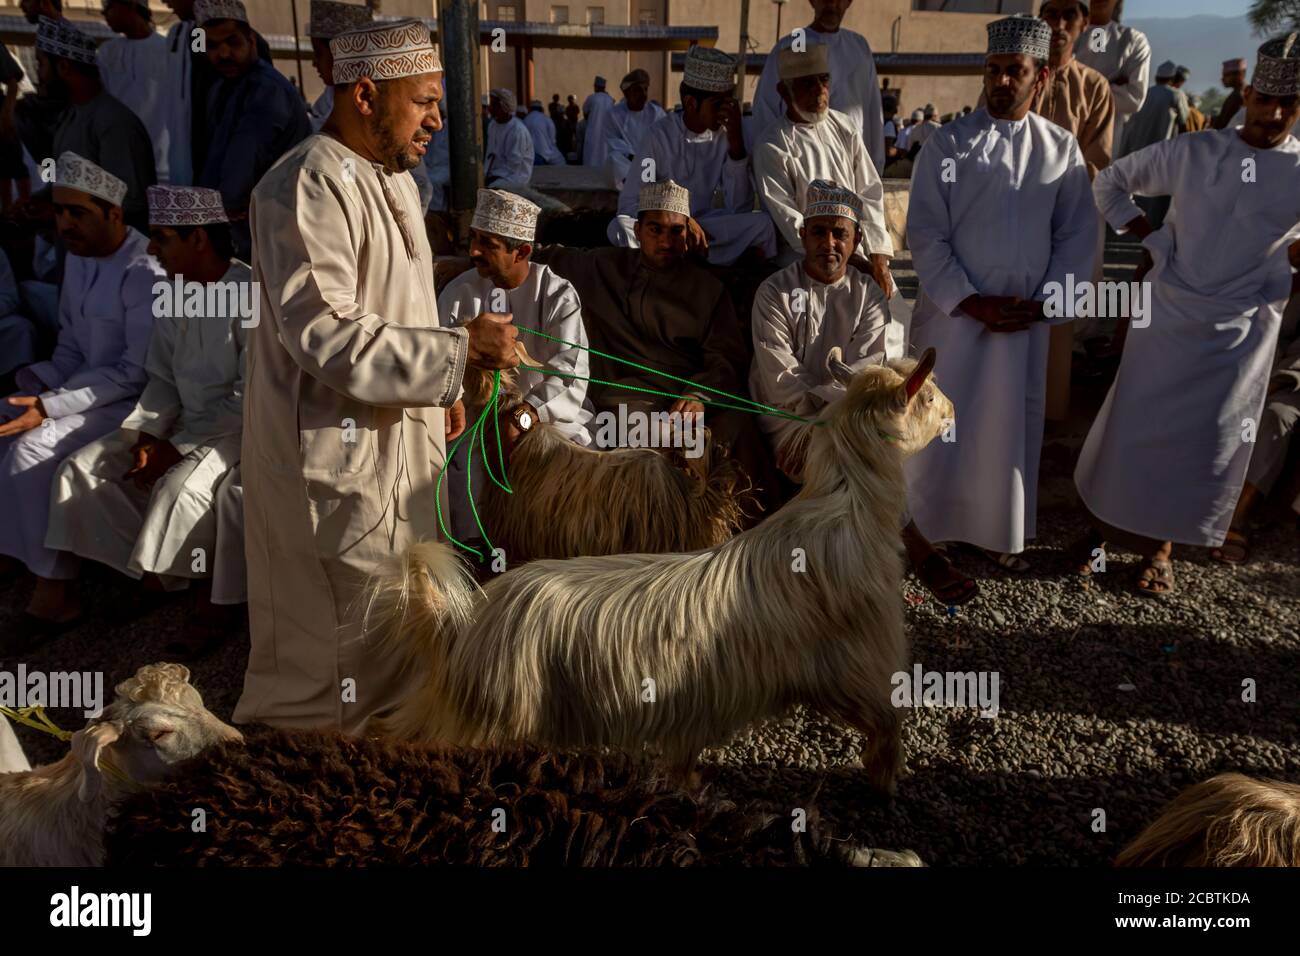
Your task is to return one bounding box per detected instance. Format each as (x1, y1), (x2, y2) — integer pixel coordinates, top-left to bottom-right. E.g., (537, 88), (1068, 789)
(1115, 773), (1300, 867)
(460, 365), (744, 560)
(104, 732), (922, 867)
(367, 350), (950, 793)
(0, 663), (240, 866)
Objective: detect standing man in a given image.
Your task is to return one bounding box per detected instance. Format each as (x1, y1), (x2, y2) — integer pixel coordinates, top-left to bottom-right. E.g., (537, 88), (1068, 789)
(1074, 0), (1151, 154)
(1034, 0), (1114, 422)
(237, 19), (517, 731)
(305, 0), (372, 132)
(752, 45), (893, 282)
(1212, 57), (1248, 130)
(0, 155), (163, 640)
(195, 0), (311, 261)
(595, 69), (666, 189)
(523, 99), (567, 166)
(581, 75), (614, 166)
(1074, 36), (1300, 596)
(753, 0), (885, 172)
(904, 15), (1097, 571)
(1116, 60), (1187, 229)
(484, 88), (534, 187)
(98, 0), (175, 183)
(608, 46), (776, 266)
(39, 16), (157, 229)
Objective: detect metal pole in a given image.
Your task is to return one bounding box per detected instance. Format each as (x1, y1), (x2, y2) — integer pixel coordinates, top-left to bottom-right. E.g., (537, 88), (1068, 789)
(736, 0), (750, 101)
(436, 0), (484, 237)
(289, 0), (305, 99)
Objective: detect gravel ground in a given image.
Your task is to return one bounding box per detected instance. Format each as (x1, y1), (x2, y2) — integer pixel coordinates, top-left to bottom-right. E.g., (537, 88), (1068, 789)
(4, 235), (1296, 866)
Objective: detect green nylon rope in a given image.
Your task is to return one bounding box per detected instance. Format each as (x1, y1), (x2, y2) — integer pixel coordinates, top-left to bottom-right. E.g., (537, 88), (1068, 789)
(437, 328), (830, 562)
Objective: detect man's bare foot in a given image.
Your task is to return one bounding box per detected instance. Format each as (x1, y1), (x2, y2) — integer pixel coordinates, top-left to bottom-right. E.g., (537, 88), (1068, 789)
(24, 577), (81, 623)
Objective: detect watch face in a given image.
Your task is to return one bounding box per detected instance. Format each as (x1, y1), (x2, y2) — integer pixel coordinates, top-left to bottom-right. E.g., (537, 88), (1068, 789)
(517, 411), (532, 430)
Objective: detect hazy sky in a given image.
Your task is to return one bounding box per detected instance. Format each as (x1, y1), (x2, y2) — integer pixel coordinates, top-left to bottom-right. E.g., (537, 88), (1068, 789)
(1125, 0), (1254, 18)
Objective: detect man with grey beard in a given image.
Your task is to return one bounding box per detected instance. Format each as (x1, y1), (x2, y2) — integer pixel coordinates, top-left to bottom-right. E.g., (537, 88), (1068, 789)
(753, 44), (893, 287)
(237, 19), (518, 732)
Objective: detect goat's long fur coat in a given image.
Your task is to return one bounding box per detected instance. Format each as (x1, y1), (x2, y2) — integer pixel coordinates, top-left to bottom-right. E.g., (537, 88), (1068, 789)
(104, 731), (902, 867)
(370, 354), (950, 792)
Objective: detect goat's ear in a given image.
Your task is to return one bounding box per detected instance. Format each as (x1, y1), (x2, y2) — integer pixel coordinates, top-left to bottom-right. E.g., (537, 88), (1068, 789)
(71, 722), (121, 803)
(895, 348), (937, 407)
(826, 347), (856, 387)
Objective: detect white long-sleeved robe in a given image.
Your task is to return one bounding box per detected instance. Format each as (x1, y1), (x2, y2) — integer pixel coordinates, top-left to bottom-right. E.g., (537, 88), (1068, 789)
(485, 116), (535, 187)
(98, 32), (179, 184)
(750, 260), (902, 454)
(210, 464), (245, 605)
(752, 30), (885, 173)
(1076, 130), (1300, 547)
(903, 109), (1098, 554)
(438, 261), (594, 539)
(309, 85), (333, 133)
(753, 108), (892, 264)
(237, 133), (469, 732)
(597, 100), (667, 188)
(162, 19), (195, 184)
(0, 248), (34, 377)
(581, 90), (615, 166)
(522, 108), (566, 166)
(1074, 21), (1151, 160)
(0, 230), (162, 579)
(607, 112), (777, 266)
(46, 262), (251, 588)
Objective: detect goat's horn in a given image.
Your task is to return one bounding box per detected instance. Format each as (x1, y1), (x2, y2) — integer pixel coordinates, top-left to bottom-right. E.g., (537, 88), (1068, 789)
(905, 348), (937, 400)
(515, 340), (545, 369)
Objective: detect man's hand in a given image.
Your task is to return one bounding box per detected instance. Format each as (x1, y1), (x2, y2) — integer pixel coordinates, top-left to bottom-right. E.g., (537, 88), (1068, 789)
(719, 97), (745, 158)
(669, 394), (706, 419)
(959, 295), (1034, 333)
(497, 401), (537, 456)
(0, 395), (46, 438)
(869, 253), (895, 300)
(445, 400), (466, 442)
(685, 216), (710, 258)
(123, 436), (182, 490)
(466, 312), (520, 370)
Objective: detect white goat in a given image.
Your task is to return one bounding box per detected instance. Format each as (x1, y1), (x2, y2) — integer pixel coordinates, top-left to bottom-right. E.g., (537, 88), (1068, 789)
(0, 663), (241, 866)
(366, 350), (950, 793)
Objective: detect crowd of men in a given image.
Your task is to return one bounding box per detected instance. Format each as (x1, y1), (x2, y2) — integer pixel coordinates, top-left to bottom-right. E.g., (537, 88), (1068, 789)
(0, 0), (1297, 734)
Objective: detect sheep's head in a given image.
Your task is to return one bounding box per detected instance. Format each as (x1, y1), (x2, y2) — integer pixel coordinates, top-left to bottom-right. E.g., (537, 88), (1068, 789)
(824, 347), (951, 458)
(74, 663), (241, 802)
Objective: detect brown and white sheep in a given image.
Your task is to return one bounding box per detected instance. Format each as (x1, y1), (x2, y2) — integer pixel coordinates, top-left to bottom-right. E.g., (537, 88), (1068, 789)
(365, 351), (951, 793)
(0, 663), (241, 866)
(104, 729), (922, 867)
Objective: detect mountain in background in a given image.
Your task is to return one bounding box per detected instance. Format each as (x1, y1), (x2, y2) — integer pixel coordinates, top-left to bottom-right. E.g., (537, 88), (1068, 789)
(1127, 15), (1263, 95)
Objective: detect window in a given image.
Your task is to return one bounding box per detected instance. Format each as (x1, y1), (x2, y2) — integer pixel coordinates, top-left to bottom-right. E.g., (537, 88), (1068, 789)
(639, 9), (657, 25)
(586, 6), (604, 25)
(551, 5), (569, 23)
(496, 3), (518, 21)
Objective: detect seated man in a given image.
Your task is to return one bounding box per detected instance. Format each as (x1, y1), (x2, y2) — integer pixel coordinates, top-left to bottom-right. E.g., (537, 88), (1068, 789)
(438, 188), (593, 539)
(47, 185), (249, 659)
(753, 44), (894, 284)
(538, 179), (778, 513)
(0, 154), (163, 643)
(607, 45), (776, 266)
(750, 180), (975, 606)
(1212, 304), (1300, 564)
(484, 88), (534, 188)
(598, 69), (667, 189)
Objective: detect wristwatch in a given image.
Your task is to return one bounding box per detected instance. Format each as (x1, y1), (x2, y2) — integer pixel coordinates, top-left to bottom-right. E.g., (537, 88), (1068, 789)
(510, 403), (535, 432)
